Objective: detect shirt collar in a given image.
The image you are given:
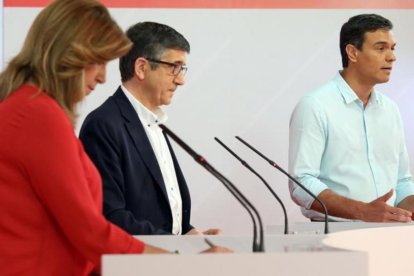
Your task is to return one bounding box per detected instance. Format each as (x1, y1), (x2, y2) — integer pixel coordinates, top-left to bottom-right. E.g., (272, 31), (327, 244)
(335, 71), (381, 106)
(121, 85), (168, 127)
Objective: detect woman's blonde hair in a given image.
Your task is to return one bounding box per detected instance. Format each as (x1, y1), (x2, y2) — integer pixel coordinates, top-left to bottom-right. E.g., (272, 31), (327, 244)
(0, 0), (132, 125)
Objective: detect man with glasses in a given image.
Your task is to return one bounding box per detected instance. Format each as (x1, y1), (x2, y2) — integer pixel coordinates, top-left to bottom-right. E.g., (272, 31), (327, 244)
(80, 22), (221, 235)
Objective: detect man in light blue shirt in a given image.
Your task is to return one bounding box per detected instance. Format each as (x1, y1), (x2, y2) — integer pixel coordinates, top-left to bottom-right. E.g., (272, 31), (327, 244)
(289, 14), (414, 222)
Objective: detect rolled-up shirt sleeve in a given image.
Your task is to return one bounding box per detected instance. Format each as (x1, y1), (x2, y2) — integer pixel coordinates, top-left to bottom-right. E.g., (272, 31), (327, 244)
(289, 95), (328, 209)
(395, 113), (414, 205)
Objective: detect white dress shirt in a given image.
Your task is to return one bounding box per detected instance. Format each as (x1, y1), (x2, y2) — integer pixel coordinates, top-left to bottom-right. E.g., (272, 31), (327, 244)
(122, 85), (183, 234)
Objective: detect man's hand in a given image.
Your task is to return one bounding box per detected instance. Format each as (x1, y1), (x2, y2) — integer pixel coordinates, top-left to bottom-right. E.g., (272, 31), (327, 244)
(142, 244), (171, 254)
(185, 228), (203, 235)
(199, 246), (233, 253)
(396, 195), (414, 220)
(185, 228), (223, 235)
(202, 228), (223, 235)
(142, 243), (233, 254)
(358, 189), (412, 222)
(311, 188), (412, 222)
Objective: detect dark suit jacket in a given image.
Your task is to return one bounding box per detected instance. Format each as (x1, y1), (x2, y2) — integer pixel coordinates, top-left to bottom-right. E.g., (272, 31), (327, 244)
(79, 87), (193, 235)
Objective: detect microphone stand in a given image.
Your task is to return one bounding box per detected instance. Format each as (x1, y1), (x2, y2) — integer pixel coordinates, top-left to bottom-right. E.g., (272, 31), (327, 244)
(214, 137), (288, 235)
(159, 124), (265, 252)
(235, 136), (329, 234)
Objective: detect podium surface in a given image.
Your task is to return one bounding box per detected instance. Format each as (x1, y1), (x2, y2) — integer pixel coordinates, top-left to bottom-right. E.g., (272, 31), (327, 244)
(103, 222), (414, 275)
(103, 251), (367, 276)
(323, 225), (414, 276)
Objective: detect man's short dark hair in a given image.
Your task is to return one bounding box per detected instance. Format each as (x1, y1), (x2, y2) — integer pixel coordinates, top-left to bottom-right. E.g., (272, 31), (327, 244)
(340, 14), (393, 68)
(120, 22), (190, 82)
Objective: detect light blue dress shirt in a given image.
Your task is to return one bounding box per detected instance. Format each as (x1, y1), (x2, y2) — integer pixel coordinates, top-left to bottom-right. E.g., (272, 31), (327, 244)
(289, 72), (414, 220)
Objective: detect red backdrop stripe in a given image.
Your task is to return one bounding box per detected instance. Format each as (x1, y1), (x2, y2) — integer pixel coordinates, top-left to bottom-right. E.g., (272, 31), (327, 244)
(4, 0), (414, 9)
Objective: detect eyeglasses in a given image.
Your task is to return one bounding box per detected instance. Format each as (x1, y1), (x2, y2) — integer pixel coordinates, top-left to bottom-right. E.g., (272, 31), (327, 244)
(146, 58), (188, 76)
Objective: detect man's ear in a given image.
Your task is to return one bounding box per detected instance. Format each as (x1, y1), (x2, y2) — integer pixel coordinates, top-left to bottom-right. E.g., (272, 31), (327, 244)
(345, 44), (359, 64)
(134, 57), (147, 80)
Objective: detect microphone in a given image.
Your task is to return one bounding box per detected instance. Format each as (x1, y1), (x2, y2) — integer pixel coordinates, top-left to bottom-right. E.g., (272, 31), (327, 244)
(159, 124), (265, 252)
(214, 137), (288, 235)
(235, 136), (329, 234)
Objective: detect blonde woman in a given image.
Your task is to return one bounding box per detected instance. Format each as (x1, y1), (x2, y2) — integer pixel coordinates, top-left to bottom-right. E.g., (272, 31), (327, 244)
(0, 0), (229, 275)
